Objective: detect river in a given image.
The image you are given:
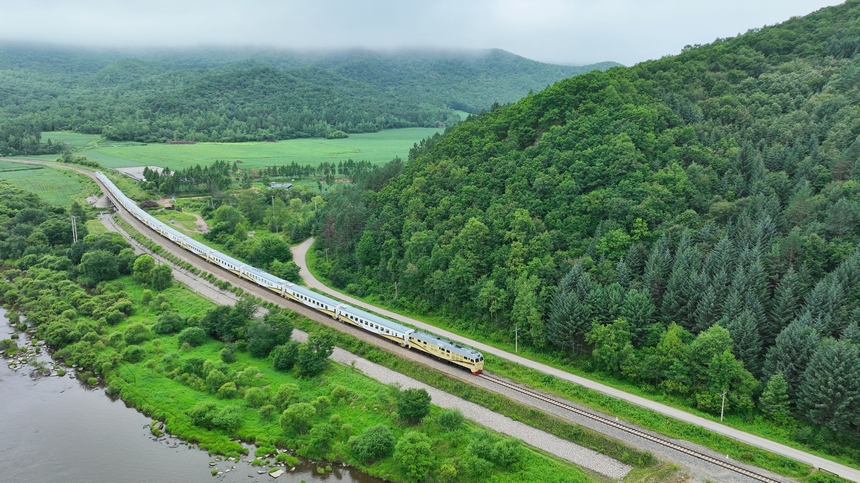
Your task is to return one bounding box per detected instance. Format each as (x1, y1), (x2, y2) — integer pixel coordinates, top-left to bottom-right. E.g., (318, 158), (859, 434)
(0, 310), (380, 483)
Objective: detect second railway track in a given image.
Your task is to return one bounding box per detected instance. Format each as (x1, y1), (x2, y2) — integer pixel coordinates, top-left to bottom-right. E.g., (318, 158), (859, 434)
(477, 372), (784, 483)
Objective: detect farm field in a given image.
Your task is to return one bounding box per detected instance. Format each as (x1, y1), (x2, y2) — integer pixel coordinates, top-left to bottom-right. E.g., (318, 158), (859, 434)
(42, 128), (442, 170)
(0, 160), (92, 206)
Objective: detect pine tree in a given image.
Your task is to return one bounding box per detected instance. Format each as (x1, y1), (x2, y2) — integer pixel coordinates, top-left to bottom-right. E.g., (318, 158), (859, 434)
(759, 372), (792, 424)
(766, 267), (801, 347)
(841, 322), (860, 345)
(643, 234), (672, 305)
(616, 258), (632, 288)
(693, 284), (720, 334)
(546, 264), (594, 353)
(726, 309), (763, 377)
(619, 288), (655, 346)
(797, 338), (860, 433)
(762, 317), (820, 402)
(661, 234), (701, 330)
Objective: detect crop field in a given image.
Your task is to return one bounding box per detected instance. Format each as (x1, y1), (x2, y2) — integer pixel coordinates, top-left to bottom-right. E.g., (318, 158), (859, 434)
(41, 132), (103, 150)
(43, 128), (442, 170)
(0, 160), (92, 206)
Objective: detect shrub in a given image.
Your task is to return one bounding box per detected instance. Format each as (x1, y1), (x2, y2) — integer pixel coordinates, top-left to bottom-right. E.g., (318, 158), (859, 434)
(153, 312), (185, 335)
(396, 388), (431, 423)
(220, 345), (237, 363)
(177, 327), (208, 347)
(394, 431), (432, 482)
(205, 370), (231, 394)
(273, 383), (299, 410)
(349, 424), (396, 463)
(218, 382), (239, 399)
(123, 322), (152, 345)
(270, 341), (300, 372)
(330, 385), (353, 403)
(280, 403), (316, 434)
(436, 409), (464, 431)
(259, 404), (277, 419)
(122, 345), (146, 363)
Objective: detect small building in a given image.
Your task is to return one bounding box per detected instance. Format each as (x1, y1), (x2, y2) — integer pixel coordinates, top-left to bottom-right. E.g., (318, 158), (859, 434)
(269, 182), (293, 189)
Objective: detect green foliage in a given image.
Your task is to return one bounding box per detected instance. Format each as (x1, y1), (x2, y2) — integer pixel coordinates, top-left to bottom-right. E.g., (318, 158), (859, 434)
(760, 373), (792, 424)
(435, 408), (464, 431)
(123, 322), (152, 345)
(396, 388), (431, 423)
(247, 311), (293, 358)
(270, 341), (300, 372)
(177, 327), (208, 347)
(152, 312), (185, 335)
(280, 403), (316, 435)
(348, 424), (396, 463)
(295, 333), (333, 377)
(394, 431), (433, 483)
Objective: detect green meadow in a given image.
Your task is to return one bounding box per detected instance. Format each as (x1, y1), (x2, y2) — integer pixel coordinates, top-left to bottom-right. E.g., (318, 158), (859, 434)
(42, 128), (442, 170)
(0, 160), (95, 206)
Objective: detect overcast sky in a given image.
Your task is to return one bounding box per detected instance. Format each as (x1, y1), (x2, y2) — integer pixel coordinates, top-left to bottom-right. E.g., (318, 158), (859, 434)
(0, 0), (845, 65)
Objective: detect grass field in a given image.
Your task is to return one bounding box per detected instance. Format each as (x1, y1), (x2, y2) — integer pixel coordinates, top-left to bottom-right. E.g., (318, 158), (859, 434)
(41, 132), (103, 150)
(42, 128), (442, 170)
(0, 160), (94, 206)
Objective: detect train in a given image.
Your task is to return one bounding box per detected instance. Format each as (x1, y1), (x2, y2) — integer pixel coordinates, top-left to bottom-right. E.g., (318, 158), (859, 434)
(95, 171), (485, 374)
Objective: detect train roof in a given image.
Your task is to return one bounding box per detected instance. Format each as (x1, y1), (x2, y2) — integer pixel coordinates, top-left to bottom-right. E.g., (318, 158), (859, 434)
(411, 331), (483, 359)
(286, 282), (344, 308)
(339, 304), (412, 333)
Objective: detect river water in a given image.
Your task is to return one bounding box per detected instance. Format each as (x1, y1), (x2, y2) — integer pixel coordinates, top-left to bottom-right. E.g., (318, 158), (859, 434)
(0, 311), (379, 483)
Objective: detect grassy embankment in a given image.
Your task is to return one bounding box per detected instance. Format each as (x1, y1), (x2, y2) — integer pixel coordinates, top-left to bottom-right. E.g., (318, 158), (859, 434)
(69, 276), (602, 483)
(306, 250), (853, 483)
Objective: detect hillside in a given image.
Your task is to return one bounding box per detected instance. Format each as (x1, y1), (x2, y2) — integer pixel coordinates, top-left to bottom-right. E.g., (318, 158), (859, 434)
(316, 0), (860, 450)
(0, 45), (615, 152)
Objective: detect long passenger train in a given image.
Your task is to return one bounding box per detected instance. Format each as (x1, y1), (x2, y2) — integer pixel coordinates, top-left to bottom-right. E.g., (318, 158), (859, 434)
(95, 171), (484, 374)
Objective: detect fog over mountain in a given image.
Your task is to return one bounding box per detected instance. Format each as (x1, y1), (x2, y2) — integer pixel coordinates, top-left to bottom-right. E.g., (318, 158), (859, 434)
(0, 0), (842, 65)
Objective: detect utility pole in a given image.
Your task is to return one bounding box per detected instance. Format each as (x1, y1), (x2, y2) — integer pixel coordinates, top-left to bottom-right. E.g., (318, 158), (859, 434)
(515, 325), (519, 353)
(70, 215), (78, 243)
(720, 390), (727, 422)
(394, 281), (398, 300)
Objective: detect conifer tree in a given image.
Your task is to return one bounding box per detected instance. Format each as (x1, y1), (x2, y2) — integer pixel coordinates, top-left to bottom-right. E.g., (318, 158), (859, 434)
(762, 317), (820, 402)
(797, 338), (860, 432)
(619, 288), (656, 346)
(759, 372), (791, 424)
(546, 264), (594, 352)
(643, 234), (672, 305)
(841, 322), (860, 345)
(727, 309), (763, 376)
(766, 267), (801, 346)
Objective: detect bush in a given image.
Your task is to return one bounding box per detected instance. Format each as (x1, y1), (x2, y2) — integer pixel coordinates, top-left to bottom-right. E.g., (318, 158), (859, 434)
(273, 383), (299, 410)
(152, 312), (185, 335)
(270, 341), (300, 372)
(122, 345), (146, 363)
(245, 387), (269, 408)
(396, 388), (431, 423)
(436, 409), (464, 431)
(280, 403), (316, 434)
(218, 382), (239, 399)
(220, 344), (237, 363)
(177, 327), (208, 347)
(349, 424), (396, 463)
(259, 404), (277, 419)
(394, 431), (433, 482)
(123, 322), (152, 345)
(330, 385), (354, 403)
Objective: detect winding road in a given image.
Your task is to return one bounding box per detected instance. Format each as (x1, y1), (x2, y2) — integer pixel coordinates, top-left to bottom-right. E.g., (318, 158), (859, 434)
(291, 237), (860, 483)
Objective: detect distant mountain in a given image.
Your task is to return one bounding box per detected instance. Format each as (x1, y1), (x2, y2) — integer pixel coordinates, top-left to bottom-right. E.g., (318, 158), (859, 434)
(0, 44), (617, 146)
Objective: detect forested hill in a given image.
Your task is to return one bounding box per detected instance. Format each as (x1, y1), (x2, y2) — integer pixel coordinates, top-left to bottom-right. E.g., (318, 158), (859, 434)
(319, 1), (860, 435)
(0, 44), (614, 150)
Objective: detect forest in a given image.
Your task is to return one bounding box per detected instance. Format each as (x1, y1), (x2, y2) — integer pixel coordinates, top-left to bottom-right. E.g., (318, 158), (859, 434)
(314, 0), (860, 455)
(0, 45), (613, 150)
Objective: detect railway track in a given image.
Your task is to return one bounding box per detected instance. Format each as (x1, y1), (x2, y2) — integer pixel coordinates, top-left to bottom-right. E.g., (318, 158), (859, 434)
(477, 372), (783, 483)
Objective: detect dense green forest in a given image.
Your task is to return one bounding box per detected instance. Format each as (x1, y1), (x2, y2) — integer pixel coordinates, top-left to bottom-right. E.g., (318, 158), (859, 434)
(315, 0), (860, 450)
(0, 44), (614, 151)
